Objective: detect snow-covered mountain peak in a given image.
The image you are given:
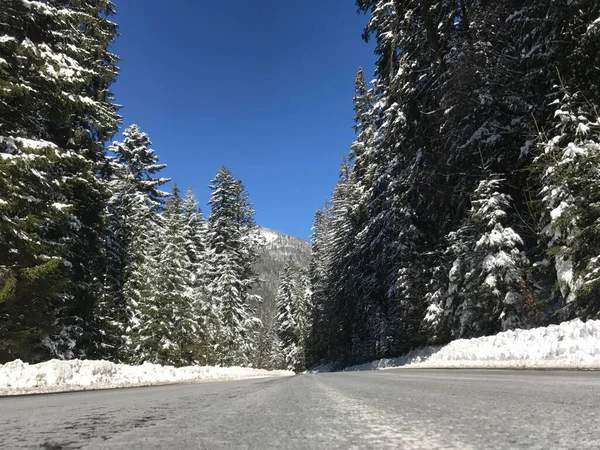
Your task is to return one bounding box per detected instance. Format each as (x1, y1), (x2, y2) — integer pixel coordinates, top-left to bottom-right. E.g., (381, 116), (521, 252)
(256, 227), (280, 245)
(251, 226), (311, 330)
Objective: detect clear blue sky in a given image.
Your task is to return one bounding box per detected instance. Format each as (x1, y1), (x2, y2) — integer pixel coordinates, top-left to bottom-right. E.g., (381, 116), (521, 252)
(111, 0), (375, 240)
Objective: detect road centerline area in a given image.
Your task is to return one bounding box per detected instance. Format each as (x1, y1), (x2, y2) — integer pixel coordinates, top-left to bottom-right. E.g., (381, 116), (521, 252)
(311, 376), (473, 450)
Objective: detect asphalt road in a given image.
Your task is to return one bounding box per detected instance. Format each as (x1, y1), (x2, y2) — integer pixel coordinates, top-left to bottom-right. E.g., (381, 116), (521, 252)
(1, 369), (599, 449)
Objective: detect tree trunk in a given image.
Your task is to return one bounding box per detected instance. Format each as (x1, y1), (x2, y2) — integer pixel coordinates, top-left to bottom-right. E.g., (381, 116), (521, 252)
(419, 0), (446, 72)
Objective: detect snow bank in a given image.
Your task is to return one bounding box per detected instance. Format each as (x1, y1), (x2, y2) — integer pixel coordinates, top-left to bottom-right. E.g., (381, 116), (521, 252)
(340, 319), (600, 371)
(0, 359), (293, 396)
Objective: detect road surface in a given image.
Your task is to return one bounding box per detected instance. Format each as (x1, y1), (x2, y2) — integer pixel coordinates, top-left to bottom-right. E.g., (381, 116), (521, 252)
(1, 369), (599, 449)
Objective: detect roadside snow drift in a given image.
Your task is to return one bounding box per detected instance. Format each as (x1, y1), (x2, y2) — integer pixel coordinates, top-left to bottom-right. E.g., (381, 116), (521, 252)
(0, 359), (293, 395)
(341, 319), (600, 371)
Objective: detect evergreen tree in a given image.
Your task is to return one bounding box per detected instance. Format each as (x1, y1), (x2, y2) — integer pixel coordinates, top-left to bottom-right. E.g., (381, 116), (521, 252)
(131, 185), (198, 366)
(0, 0), (120, 362)
(306, 207), (333, 366)
(444, 177), (535, 338)
(181, 187), (213, 363)
(253, 323), (282, 370)
(207, 167), (261, 366)
(275, 263), (299, 370)
(182, 188), (208, 273)
(274, 262), (311, 372)
(537, 85), (600, 320)
(95, 124), (169, 361)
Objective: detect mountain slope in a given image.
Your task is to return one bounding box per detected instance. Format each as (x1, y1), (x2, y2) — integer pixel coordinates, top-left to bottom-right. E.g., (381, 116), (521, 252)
(252, 227), (311, 326)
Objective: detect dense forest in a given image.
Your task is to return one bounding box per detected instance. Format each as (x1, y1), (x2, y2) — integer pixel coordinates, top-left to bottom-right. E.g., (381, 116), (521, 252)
(2, 1), (600, 373)
(304, 1), (600, 369)
(0, 1), (275, 368)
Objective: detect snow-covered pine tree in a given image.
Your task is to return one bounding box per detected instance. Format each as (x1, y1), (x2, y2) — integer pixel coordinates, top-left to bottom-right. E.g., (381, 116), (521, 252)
(443, 177), (535, 337)
(181, 187), (214, 363)
(349, 68), (377, 188)
(0, 0), (120, 361)
(207, 167), (261, 366)
(275, 263), (299, 371)
(274, 262), (311, 372)
(321, 159), (364, 365)
(254, 324), (284, 370)
(342, 70), (386, 363)
(305, 208), (331, 367)
(536, 85), (600, 320)
(352, 0), (448, 361)
(294, 267), (311, 371)
(95, 125), (169, 361)
(0, 145), (70, 362)
(182, 188), (208, 273)
(131, 185), (198, 366)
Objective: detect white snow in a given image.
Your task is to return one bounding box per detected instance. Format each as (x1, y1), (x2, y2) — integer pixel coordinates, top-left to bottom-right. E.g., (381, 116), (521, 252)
(555, 257), (581, 304)
(0, 359), (293, 396)
(51, 202), (71, 210)
(550, 201), (569, 221)
(577, 122), (591, 136)
(314, 319), (600, 372)
(257, 227), (280, 244)
(563, 142), (585, 159)
(0, 136), (57, 153)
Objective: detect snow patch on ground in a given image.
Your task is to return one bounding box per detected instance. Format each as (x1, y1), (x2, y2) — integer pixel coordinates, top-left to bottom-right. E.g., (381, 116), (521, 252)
(0, 359), (294, 396)
(316, 319), (600, 372)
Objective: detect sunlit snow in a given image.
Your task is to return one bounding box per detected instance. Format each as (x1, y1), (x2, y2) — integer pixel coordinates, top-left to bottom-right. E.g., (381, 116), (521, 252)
(313, 319), (600, 371)
(256, 227), (280, 244)
(0, 360), (294, 395)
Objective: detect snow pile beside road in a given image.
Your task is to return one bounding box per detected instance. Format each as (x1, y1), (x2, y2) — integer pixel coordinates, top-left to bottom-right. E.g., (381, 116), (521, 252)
(343, 319), (600, 371)
(0, 359), (294, 395)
